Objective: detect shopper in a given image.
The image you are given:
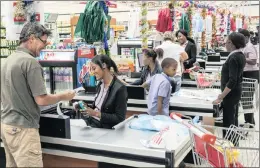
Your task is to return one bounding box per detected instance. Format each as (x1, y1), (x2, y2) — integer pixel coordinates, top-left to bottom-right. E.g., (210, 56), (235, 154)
(250, 31), (257, 45)
(176, 29), (197, 70)
(131, 48), (162, 88)
(1, 22), (75, 167)
(80, 55), (128, 129)
(213, 32), (246, 141)
(157, 31), (188, 92)
(142, 58), (178, 116)
(239, 29), (259, 127)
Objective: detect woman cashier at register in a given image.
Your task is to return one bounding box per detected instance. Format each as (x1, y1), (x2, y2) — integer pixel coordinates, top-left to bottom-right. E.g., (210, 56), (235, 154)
(81, 55), (128, 129)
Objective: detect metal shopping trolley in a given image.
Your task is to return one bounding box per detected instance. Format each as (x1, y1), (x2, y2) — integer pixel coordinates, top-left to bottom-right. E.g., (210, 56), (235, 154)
(170, 113), (259, 168)
(240, 77), (259, 116)
(193, 68), (221, 90)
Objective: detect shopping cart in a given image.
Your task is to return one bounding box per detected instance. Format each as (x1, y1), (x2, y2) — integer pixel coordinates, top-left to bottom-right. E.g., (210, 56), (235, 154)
(170, 113), (259, 168)
(239, 77), (259, 116)
(192, 68), (221, 90)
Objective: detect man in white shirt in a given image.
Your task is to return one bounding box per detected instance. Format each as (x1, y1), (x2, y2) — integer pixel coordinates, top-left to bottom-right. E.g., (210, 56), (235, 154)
(156, 31), (188, 92)
(239, 29), (259, 127)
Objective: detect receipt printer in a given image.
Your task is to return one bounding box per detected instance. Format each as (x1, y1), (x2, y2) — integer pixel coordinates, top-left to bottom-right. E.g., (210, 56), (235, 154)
(39, 114), (71, 139)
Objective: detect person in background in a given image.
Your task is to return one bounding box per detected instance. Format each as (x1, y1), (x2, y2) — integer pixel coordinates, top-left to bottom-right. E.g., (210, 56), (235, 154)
(142, 58), (178, 116)
(131, 48), (162, 88)
(1, 22), (75, 167)
(157, 31), (188, 92)
(239, 29), (259, 128)
(176, 29), (197, 70)
(249, 31), (257, 45)
(81, 55), (128, 129)
(255, 32), (259, 44)
(213, 32), (246, 139)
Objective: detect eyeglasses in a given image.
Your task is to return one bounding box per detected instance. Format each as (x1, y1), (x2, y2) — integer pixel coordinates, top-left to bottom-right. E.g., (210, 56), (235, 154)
(37, 37), (48, 45)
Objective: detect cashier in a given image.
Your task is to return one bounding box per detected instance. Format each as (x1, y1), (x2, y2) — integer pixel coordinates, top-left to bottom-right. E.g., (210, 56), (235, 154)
(81, 55), (128, 129)
(176, 29), (197, 69)
(131, 48), (162, 87)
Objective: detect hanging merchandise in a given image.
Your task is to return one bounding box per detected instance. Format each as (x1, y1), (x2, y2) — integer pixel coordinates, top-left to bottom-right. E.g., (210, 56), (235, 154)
(242, 16), (248, 29)
(169, 1), (175, 31)
(74, 1), (108, 44)
(219, 10), (225, 37)
(227, 12), (231, 35)
(141, 1), (148, 49)
(156, 8), (172, 33)
(187, 4), (193, 37)
(22, 0), (36, 22)
(236, 17), (242, 32)
(179, 12), (190, 33)
(205, 14), (212, 47)
(127, 8), (140, 38)
(99, 1), (110, 56)
(201, 8), (206, 51)
(5, 1), (44, 40)
(192, 12), (204, 35)
(211, 13), (217, 48)
(230, 16), (236, 32)
(205, 15), (212, 33)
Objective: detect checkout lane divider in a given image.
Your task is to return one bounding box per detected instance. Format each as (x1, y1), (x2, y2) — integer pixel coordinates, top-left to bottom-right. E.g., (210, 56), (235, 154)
(112, 115), (136, 130)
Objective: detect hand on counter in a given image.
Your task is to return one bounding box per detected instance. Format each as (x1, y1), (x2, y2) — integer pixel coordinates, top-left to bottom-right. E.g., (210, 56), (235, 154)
(212, 98), (222, 105)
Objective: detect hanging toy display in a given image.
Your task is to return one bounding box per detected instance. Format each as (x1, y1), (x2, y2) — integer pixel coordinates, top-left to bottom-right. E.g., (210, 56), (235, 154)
(141, 1), (148, 50)
(201, 8), (207, 51)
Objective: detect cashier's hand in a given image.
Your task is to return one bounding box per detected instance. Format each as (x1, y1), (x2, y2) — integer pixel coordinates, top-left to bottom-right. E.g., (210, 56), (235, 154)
(84, 107), (101, 118)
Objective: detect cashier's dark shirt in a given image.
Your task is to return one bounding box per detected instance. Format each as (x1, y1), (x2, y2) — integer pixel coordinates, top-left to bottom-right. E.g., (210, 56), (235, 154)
(221, 52), (246, 93)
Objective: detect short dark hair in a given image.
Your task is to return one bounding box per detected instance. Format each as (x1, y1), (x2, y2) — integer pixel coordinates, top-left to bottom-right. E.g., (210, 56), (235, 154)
(161, 58), (177, 69)
(91, 55), (119, 74)
(19, 22), (52, 44)
(143, 48), (157, 61)
(239, 29), (250, 37)
(228, 32), (246, 49)
(155, 48), (164, 59)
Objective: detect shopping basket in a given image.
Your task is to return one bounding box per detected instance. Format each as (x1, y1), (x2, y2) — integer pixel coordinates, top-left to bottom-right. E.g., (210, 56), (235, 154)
(193, 68), (220, 89)
(170, 113), (259, 168)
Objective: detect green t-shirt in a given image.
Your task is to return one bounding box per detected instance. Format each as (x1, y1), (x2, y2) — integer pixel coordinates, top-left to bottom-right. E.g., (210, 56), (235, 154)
(1, 47), (47, 128)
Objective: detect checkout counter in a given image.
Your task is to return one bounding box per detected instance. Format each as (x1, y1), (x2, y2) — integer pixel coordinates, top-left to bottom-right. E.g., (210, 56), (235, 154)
(0, 79), (220, 168)
(0, 111), (191, 168)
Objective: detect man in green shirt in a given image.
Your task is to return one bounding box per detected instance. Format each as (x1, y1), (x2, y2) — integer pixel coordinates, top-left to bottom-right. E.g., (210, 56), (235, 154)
(1, 22), (75, 167)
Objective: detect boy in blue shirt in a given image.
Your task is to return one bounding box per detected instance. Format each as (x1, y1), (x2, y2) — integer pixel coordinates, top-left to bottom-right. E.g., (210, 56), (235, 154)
(142, 58), (178, 116)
